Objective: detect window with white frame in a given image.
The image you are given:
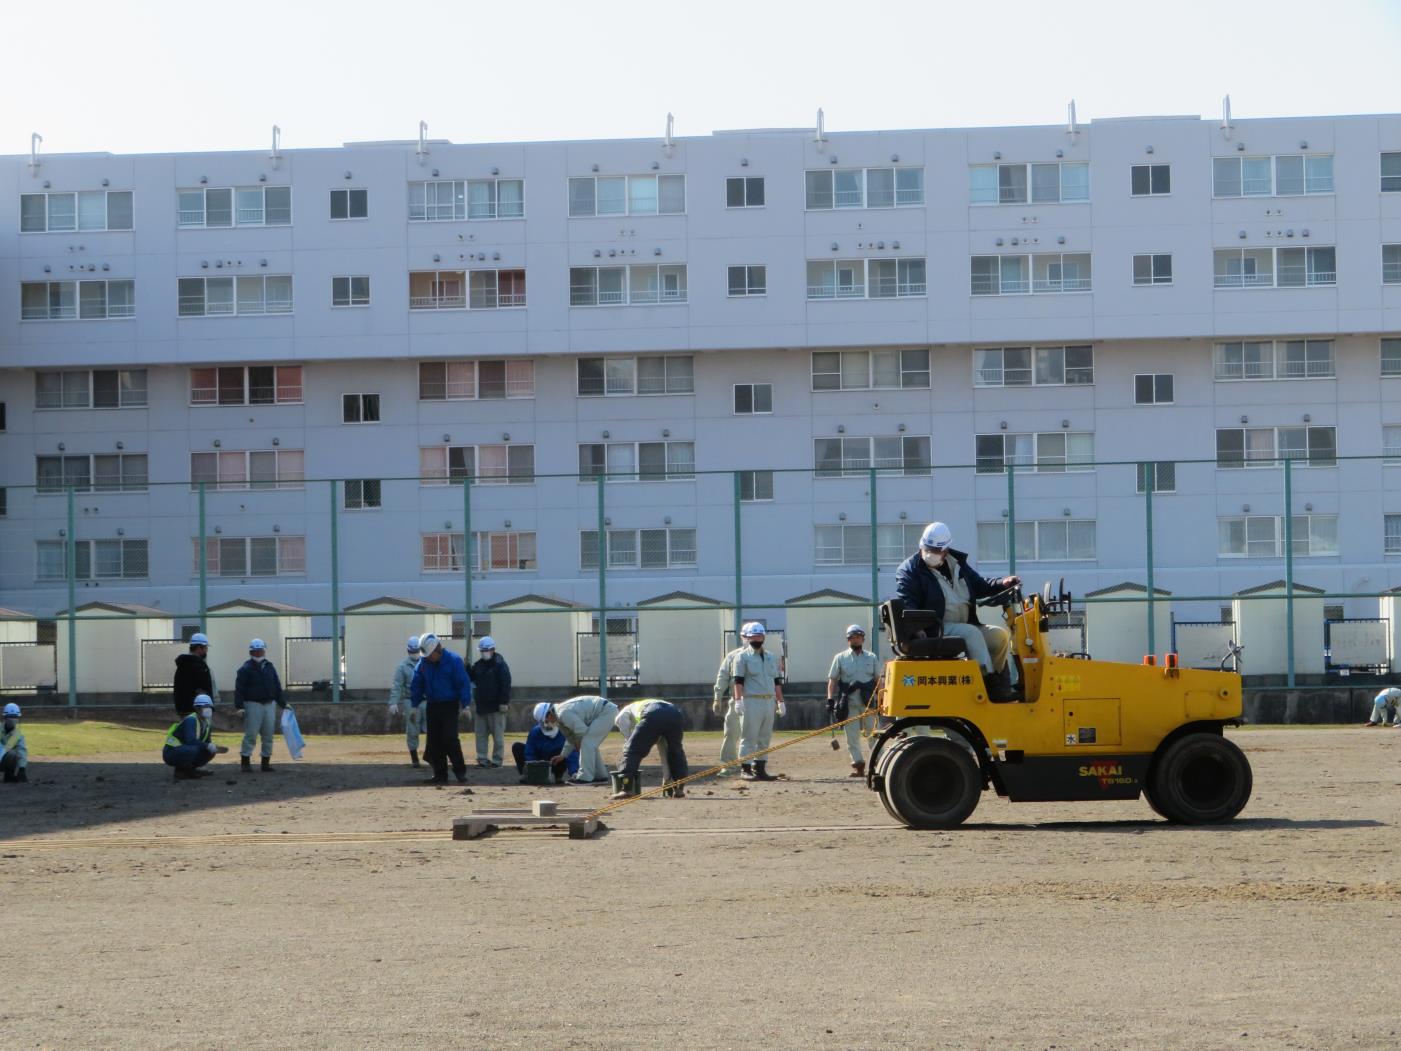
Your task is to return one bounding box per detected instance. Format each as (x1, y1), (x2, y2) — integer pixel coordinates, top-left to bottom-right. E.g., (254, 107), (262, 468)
(178, 186), (291, 227)
(728, 265), (766, 297)
(36, 369), (147, 409)
(726, 177), (765, 207)
(178, 275), (293, 316)
(1213, 340), (1334, 380)
(21, 190), (133, 232)
(971, 253), (1091, 295)
(1384, 153), (1401, 193)
(1133, 254), (1173, 286)
(578, 441), (695, 482)
(421, 531), (538, 572)
(343, 479), (382, 510)
(190, 365), (302, 405)
(21, 280), (135, 321)
(1385, 339), (1401, 377)
(1135, 462), (1176, 494)
(332, 276), (370, 307)
(1381, 425), (1401, 464)
(811, 349), (929, 391)
(1213, 246), (1335, 288)
(974, 346), (1093, 387)
(1385, 514), (1401, 554)
(805, 167), (925, 209)
(190, 449), (305, 490)
(576, 355), (693, 396)
(975, 432), (1094, 474)
(193, 535), (306, 576)
(342, 393), (380, 423)
(977, 520), (1097, 562)
(806, 258), (925, 299)
(467, 269), (527, 308)
(580, 527), (697, 569)
(330, 188), (368, 220)
(814, 435), (931, 477)
(419, 444), (535, 485)
(1215, 426), (1336, 468)
(1218, 515), (1338, 557)
(38, 539), (148, 581)
(569, 265), (687, 305)
(739, 470), (774, 502)
(1134, 373), (1174, 404)
(969, 162), (1089, 205)
(734, 383), (773, 414)
(408, 179), (524, 221)
(36, 453), (148, 493)
(814, 523), (925, 567)
(568, 174), (685, 217)
(1384, 245), (1401, 284)
(1212, 154), (1333, 197)
(406, 270), (464, 309)
(418, 360), (535, 401)
(1130, 164), (1171, 196)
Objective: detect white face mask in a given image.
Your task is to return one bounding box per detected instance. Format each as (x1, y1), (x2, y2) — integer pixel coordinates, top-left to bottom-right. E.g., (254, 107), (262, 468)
(922, 549), (946, 568)
(198, 708), (212, 721)
(539, 724), (559, 738)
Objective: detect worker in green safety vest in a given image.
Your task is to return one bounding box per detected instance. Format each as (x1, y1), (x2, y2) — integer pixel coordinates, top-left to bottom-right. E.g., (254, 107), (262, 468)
(162, 694), (227, 780)
(1, 702), (27, 784)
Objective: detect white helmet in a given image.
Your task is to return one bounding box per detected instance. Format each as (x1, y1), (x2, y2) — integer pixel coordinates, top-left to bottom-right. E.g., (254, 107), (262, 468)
(478, 636), (497, 651)
(920, 522), (953, 550)
(2, 702), (20, 718)
(406, 635), (421, 653)
(532, 702), (552, 724)
(419, 633), (441, 654)
(189, 633), (210, 647)
(845, 624), (866, 638)
(740, 621), (766, 638)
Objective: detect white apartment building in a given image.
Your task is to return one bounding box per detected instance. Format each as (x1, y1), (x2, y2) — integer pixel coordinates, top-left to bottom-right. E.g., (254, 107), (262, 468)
(2, 112), (1401, 633)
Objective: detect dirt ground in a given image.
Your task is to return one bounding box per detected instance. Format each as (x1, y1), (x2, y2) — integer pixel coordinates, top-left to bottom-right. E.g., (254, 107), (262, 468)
(2, 725), (1398, 1050)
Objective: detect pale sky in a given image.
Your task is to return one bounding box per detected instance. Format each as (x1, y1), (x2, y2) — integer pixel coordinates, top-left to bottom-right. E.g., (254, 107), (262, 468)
(4, 0), (1400, 156)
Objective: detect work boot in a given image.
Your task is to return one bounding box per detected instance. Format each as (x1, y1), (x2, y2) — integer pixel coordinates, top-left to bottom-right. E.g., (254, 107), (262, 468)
(751, 761), (777, 782)
(985, 668), (1018, 703)
(454, 769), (468, 784)
(240, 755), (252, 772)
(740, 763), (756, 781)
(260, 756), (276, 772)
(15, 768), (27, 783)
(1363, 721), (1381, 728)
(849, 760), (866, 778)
(173, 767), (199, 781)
(410, 748), (421, 768)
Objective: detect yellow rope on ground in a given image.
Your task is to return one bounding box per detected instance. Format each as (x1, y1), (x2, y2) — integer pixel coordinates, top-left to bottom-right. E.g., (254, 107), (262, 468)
(587, 690), (884, 820)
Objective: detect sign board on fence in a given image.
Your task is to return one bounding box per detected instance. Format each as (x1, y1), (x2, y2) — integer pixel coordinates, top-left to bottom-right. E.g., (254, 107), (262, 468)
(285, 637), (338, 687)
(0, 643), (57, 690)
(1046, 626), (1086, 655)
(1176, 624), (1237, 671)
(576, 633), (638, 683)
(140, 639), (189, 689)
(1328, 620), (1389, 670)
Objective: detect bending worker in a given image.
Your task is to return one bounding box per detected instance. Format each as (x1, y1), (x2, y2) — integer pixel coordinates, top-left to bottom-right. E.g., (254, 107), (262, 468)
(711, 642), (745, 777)
(611, 699), (689, 799)
(550, 695), (618, 785)
(163, 694), (227, 780)
(512, 702), (577, 784)
(894, 521), (1021, 702)
(827, 625), (879, 778)
(411, 634), (472, 784)
(732, 622), (785, 782)
(388, 635), (424, 768)
(1364, 686), (1401, 727)
(1, 703), (28, 784)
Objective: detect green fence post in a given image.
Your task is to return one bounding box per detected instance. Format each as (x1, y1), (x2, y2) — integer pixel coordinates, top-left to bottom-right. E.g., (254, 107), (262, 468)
(330, 480), (341, 703)
(1006, 462), (1017, 575)
(1144, 462), (1155, 656)
(596, 473), (608, 698)
(1283, 457), (1295, 688)
(66, 486), (76, 707)
(197, 481), (208, 627)
(733, 471), (743, 640)
(868, 466), (879, 648)
(462, 478), (473, 643)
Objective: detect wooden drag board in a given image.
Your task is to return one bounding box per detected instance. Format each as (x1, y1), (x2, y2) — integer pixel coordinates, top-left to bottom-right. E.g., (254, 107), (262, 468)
(452, 809), (605, 840)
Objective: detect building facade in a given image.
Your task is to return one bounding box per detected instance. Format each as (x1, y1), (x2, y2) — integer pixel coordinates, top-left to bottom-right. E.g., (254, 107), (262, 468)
(2, 112), (1400, 632)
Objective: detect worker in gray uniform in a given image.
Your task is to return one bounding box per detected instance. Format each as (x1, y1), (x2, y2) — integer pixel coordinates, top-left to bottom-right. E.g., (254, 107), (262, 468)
(711, 643), (746, 776)
(732, 622), (785, 782)
(551, 694), (619, 785)
(827, 624), (880, 777)
(388, 635), (424, 767)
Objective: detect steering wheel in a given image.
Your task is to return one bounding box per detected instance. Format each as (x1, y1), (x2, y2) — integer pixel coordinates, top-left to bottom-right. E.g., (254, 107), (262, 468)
(976, 583), (1021, 608)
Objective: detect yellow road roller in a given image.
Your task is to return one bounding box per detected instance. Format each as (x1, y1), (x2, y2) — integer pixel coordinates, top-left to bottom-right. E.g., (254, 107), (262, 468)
(869, 584), (1252, 828)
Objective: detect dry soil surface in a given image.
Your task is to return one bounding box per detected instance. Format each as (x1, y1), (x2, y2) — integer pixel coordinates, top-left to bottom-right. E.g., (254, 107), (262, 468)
(2, 726), (1399, 1050)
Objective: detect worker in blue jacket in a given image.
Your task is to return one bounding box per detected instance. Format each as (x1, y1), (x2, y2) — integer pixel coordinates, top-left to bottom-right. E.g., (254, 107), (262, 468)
(410, 634), (472, 784)
(511, 701), (578, 784)
(163, 694), (227, 779)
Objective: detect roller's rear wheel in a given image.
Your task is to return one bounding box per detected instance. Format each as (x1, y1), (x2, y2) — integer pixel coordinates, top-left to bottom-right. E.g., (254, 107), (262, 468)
(879, 735), (982, 830)
(1148, 733), (1252, 824)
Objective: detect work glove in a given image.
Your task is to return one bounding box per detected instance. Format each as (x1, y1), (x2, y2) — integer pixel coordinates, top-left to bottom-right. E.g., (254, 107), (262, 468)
(776, 701), (787, 718)
(710, 697), (723, 716)
(387, 701), (397, 714)
(733, 696), (745, 716)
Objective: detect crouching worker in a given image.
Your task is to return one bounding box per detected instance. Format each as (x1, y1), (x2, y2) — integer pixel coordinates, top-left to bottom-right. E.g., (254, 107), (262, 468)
(1, 703), (28, 784)
(612, 699), (689, 800)
(512, 702), (579, 784)
(163, 694), (227, 780)
(551, 695), (618, 785)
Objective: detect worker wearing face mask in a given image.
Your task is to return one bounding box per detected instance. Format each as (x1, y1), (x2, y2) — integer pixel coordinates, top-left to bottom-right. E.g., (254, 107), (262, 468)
(894, 522), (1021, 702)
(511, 701), (578, 784)
(162, 694), (227, 780)
(827, 625), (880, 777)
(1, 703), (28, 784)
(732, 622), (785, 782)
(234, 638), (289, 772)
(388, 636), (425, 768)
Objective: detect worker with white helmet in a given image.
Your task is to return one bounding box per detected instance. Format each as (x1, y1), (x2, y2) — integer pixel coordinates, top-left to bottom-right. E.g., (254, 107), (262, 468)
(511, 702), (577, 783)
(172, 631), (215, 716)
(162, 694), (227, 780)
(732, 622), (786, 781)
(611, 699), (689, 799)
(894, 522), (1021, 702)
(410, 634), (473, 784)
(387, 635), (425, 767)
(549, 695), (619, 785)
(827, 624), (881, 777)
(1363, 686), (1401, 727)
(711, 643), (746, 776)
(234, 638), (288, 773)
(469, 636), (512, 768)
(1, 702), (28, 784)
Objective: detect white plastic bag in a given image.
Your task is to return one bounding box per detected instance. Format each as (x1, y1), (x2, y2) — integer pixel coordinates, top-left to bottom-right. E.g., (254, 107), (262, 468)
(280, 707), (306, 761)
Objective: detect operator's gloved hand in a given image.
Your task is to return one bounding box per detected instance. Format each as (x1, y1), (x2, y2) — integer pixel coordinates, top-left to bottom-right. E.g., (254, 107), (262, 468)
(1000, 575), (1021, 589)
(776, 701), (786, 718)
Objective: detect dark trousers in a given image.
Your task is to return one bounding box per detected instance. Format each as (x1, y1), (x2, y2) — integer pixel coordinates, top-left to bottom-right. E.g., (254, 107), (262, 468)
(424, 702), (466, 780)
(162, 743), (213, 772)
(618, 704), (688, 781)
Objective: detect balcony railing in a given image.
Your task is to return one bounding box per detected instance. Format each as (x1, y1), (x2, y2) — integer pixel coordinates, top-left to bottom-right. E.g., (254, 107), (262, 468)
(1214, 273), (1275, 288)
(807, 284), (865, 299)
(177, 209), (204, 225)
(409, 294), (466, 310)
(498, 291), (527, 307)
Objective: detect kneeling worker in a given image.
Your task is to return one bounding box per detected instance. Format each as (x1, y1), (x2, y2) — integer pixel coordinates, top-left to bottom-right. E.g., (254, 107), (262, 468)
(163, 694), (228, 779)
(894, 522), (1021, 702)
(611, 699), (689, 799)
(512, 701), (578, 784)
(1, 703), (28, 784)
